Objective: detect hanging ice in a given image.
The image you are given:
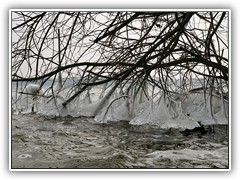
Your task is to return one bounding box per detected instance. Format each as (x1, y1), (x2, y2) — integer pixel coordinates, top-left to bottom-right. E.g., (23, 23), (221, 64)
(213, 95), (228, 125)
(189, 94), (216, 125)
(95, 96), (132, 123)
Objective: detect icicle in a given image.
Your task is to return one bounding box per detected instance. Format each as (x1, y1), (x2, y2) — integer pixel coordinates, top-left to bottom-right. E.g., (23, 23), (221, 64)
(79, 81), (119, 117)
(94, 95), (131, 123)
(53, 72), (63, 93)
(213, 79), (228, 125)
(173, 101), (200, 130)
(130, 94), (172, 127)
(190, 93), (216, 125)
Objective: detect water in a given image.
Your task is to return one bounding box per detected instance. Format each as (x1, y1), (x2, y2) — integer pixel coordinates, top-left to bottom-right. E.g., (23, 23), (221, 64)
(11, 113), (229, 169)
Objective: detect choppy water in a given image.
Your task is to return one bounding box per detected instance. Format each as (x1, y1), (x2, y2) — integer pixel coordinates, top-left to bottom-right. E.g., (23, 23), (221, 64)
(11, 113), (229, 169)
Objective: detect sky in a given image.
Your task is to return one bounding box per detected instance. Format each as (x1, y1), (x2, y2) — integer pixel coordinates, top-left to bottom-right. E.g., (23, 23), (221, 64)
(11, 11), (229, 81)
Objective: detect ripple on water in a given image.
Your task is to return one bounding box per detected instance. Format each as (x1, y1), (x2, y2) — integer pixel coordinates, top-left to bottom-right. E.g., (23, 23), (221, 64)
(11, 114), (229, 169)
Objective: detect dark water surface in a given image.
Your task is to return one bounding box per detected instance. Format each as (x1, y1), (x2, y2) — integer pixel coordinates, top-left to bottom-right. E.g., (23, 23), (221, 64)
(11, 113), (229, 169)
